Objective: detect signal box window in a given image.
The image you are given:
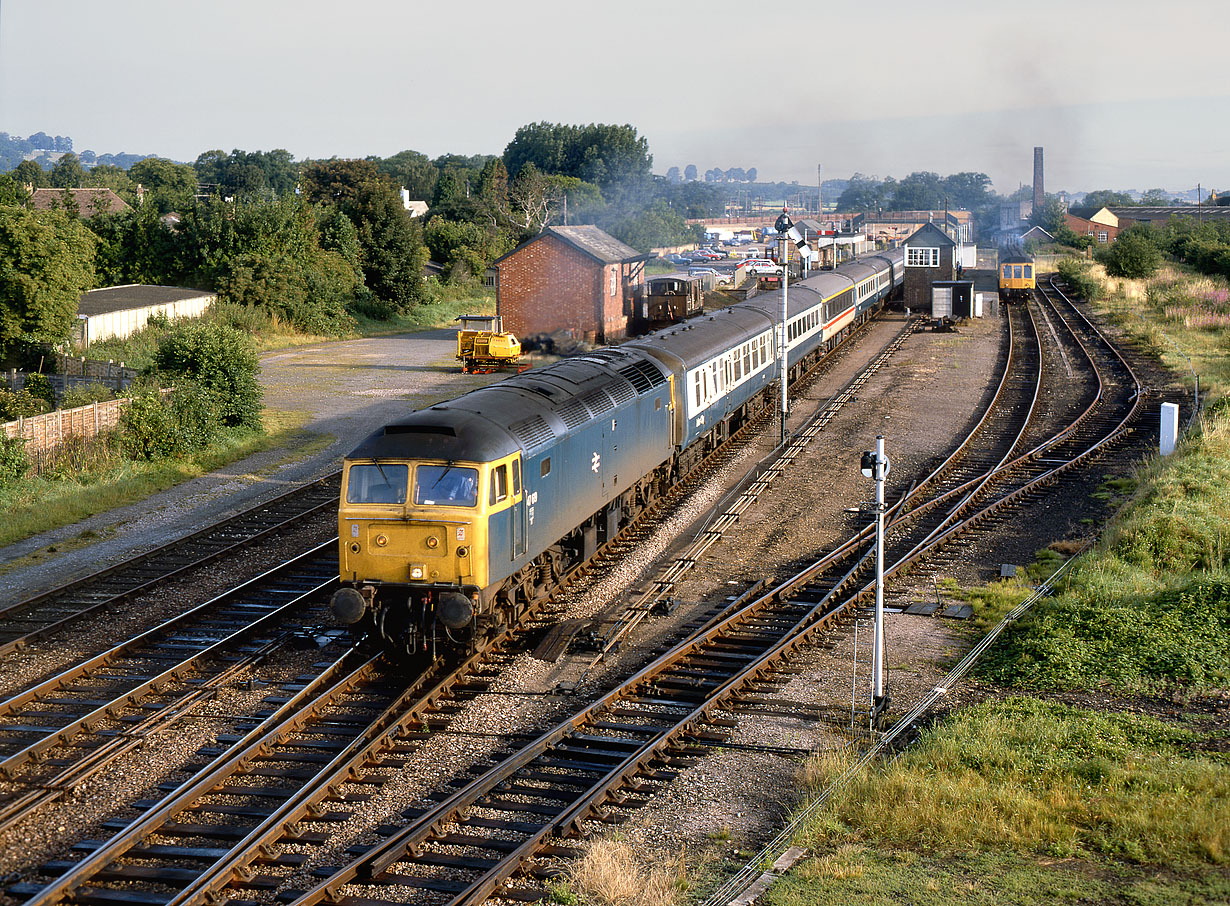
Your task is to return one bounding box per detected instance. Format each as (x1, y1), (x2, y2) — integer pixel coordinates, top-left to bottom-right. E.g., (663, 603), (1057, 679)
(347, 464), (408, 504)
(489, 464), (509, 505)
(413, 465), (478, 507)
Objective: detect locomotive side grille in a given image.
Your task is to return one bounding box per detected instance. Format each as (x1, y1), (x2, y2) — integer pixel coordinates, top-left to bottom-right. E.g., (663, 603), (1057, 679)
(618, 360), (668, 392)
(605, 381), (636, 407)
(580, 390), (615, 416)
(509, 415), (556, 453)
(556, 399), (591, 429)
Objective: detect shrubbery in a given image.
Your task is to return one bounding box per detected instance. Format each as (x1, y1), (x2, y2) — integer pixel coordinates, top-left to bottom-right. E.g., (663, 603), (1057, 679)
(60, 382), (116, 408)
(1057, 257), (1102, 301)
(0, 435), (28, 486)
(151, 321), (263, 430)
(0, 386), (50, 420)
(119, 383), (221, 460)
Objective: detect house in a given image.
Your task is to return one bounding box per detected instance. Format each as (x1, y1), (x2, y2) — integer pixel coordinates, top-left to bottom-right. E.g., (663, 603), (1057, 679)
(28, 187), (130, 217)
(1064, 208), (1122, 244)
(1021, 225), (1054, 244)
(902, 222), (957, 314)
(491, 225), (654, 343)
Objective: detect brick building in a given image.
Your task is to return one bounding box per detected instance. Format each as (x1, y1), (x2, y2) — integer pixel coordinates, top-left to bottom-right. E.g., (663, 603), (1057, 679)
(491, 226), (652, 343)
(28, 187), (130, 217)
(902, 222), (957, 313)
(1065, 207), (1123, 245)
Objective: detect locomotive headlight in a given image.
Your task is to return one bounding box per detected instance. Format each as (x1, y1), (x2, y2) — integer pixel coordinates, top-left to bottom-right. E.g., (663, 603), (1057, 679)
(374, 533), (388, 547)
(349, 542), (361, 554)
(457, 546), (468, 558)
(410, 564), (426, 580)
(426, 536), (439, 549)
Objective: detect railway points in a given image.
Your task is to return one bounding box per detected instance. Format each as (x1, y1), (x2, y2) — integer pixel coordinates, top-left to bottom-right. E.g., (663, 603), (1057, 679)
(0, 272), (1194, 906)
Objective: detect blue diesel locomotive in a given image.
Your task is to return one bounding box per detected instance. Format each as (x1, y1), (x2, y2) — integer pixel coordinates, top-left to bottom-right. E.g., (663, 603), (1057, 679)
(330, 248), (904, 657)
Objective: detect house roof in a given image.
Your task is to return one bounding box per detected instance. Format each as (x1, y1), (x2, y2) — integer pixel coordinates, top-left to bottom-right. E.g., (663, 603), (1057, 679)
(29, 187), (130, 216)
(78, 285), (214, 317)
(495, 225), (649, 267)
(1021, 226), (1054, 241)
(903, 221), (956, 246)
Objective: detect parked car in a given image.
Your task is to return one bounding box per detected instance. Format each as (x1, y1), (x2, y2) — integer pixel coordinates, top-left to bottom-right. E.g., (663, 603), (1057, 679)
(689, 266), (731, 286)
(690, 249), (721, 260)
(666, 253), (690, 265)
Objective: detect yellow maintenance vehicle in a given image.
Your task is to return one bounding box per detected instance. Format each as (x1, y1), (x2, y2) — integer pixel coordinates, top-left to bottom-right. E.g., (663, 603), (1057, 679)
(455, 315), (529, 374)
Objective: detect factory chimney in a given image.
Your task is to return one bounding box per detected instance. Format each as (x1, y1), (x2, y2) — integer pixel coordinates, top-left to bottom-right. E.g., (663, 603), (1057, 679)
(1033, 146), (1044, 215)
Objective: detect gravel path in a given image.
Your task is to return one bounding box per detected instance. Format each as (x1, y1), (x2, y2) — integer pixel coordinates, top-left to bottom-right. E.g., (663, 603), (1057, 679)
(0, 329), (500, 601)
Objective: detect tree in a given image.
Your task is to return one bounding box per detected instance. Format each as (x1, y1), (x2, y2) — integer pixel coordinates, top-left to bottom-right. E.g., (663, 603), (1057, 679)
(890, 172), (944, 210)
(746, 167), (758, 183)
(1096, 225), (1162, 278)
(503, 122), (652, 202)
(836, 174), (885, 211)
(376, 149), (437, 199)
(1139, 188), (1177, 206)
(1030, 195), (1068, 232)
(1072, 189), (1133, 218)
(684, 164), (698, 181)
(49, 152), (86, 188)
(0, 175), (27, 207)
(128, 157), (198, 212)
(301, 159), (426, 312)
(665, 166), (680, 182)
(0, 207), (97, 355)
(12, 159), (47, 189)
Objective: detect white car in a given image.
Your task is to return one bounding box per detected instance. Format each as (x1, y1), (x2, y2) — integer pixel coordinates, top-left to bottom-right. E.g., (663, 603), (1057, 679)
(740, 259), (781, 275)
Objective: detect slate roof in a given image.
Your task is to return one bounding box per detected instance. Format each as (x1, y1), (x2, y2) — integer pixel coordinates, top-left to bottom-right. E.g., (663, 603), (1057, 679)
(903, 221), (956, 246)
(495, 225), (648, 267)
(29, 188), (130, 216)
(78, 285), (214, 317)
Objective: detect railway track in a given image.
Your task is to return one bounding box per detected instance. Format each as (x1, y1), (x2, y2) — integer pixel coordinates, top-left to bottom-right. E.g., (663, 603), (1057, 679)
(6, 295), (1160, 905)
(0, 544), (339, 834)
(0, 474), (341, 662)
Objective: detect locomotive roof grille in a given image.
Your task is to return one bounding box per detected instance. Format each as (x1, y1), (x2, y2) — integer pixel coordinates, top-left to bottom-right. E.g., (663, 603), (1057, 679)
(579, 389), (615, 416)
(605, 382), (636, 406)
(510, 414), (555, 453)
(556, 399), (590, 429)
(617, 360), (667, 392)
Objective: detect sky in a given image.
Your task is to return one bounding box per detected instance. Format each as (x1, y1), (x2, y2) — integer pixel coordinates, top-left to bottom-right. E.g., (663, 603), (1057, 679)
(1, 0), (1228, 196)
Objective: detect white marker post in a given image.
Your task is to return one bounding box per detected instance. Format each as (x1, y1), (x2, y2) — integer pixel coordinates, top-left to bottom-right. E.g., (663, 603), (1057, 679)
(775, 209), (793, 445)
(861, 435), (890, 728)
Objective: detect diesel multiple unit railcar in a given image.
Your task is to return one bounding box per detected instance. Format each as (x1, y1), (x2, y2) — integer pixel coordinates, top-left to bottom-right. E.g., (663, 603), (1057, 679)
(999, 253), (1035, 301)
(331, 248), (904, 658)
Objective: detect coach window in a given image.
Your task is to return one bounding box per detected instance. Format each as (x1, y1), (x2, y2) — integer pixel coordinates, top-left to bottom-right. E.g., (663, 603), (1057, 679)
(489, 464), (508, 505)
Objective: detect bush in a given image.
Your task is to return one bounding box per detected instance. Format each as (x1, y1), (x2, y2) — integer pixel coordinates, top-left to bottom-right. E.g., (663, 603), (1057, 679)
(118, 383), (220, 460)
(0, 387), (49, 420)
(60, 382), (115, 408)
(1057, 257), (1103, 302)
(1096, 226), (1163, 279)
(22, 372), (55, 409)
(152, 322), (263, 429)
(0, 435), (29, 485)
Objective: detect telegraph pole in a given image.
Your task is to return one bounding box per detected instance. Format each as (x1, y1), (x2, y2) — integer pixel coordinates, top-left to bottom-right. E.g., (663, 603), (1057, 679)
(861, 436), (891, 727)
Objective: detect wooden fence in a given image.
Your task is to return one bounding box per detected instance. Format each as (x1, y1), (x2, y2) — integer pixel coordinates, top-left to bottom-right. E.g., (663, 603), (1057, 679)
(2, 398), (130, 455)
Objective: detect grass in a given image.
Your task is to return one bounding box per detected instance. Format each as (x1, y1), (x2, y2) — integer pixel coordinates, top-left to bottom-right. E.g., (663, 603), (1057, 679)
(561, 838), (687, 906)
(772, 698), (1230, 905)
(0, 408), (319, 551)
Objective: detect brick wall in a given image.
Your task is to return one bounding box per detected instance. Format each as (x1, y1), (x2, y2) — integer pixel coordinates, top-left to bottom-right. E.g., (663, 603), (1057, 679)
(498, 235), (630, 342)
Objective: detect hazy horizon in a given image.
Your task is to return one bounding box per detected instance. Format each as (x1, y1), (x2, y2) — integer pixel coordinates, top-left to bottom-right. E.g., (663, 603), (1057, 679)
(2, 0), (1226, 197)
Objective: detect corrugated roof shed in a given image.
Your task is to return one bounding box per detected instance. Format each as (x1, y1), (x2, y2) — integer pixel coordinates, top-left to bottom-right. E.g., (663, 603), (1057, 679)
(78, 285), (214, 317)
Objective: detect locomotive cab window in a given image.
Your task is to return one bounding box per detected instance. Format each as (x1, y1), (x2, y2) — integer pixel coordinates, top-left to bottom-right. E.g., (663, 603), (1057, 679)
(413, 465), (478, 507)
(512, 459), (521, 495)
(1024, 265), (1033, 278)
(1014, 266), (1023, 279)
(346, 463), (408, 504)
(541, 457), (551, 477)
(489, 464), (509, 505)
